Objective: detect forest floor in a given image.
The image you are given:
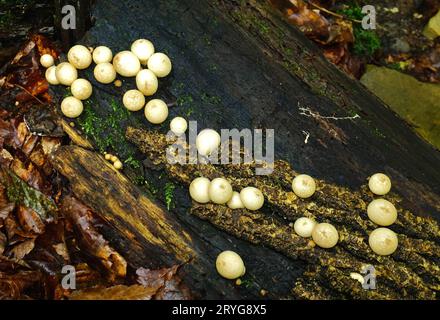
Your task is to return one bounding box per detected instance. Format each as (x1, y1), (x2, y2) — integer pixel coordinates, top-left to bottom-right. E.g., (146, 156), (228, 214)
(270, 0), (440, 149)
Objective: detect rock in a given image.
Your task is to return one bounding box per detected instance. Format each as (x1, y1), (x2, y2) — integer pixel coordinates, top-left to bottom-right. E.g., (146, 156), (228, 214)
(391, 38), (411, 53)
(361, 65), (440, 150)
(423, 10), (440, 39)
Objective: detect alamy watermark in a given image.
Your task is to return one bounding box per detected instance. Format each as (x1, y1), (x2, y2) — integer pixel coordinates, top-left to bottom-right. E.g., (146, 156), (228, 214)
(362, 265), (376, 290)
(166, 121), (275, 175)
(361, 5), (376, 30)
(61, 5), (76, 30)
(61, 265), (76, 290)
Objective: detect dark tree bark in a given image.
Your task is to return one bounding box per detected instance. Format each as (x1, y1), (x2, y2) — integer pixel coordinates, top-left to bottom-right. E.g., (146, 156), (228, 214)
(53, 0), (93, 50)
(48, 0), (440, 299)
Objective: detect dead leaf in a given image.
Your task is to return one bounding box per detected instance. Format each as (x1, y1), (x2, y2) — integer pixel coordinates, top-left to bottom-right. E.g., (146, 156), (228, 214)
(136, 265), (192, 300)
(69, 284), (158, 300)
(0, 270), (42, 299)
(0, 232), (6, 255)
(61, 196), (127, 278)
(8, 239), (35, 260)
(16, 205), (45, 235)
(1, 34), (57, 104)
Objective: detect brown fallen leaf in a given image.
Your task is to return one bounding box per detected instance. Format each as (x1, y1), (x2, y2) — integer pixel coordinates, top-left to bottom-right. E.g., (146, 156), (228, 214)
(0, 231), (6, 255)
(10, 158), (47, 193)
(1, 34), (58, 104)
(61, 196), (127, 279)
(0, 184), (14, 225)
(69, 284), (158, 300)
(16, 205), (45, 235)
(22, 134), (40, 156)
(8, 239), (35, 261)
(0, 270), (42, 300)
(136, 265), (192, 300)
(4, 215), (36, 244)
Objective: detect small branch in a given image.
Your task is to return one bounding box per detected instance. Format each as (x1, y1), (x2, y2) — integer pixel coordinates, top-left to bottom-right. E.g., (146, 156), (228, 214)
(302, 130), (310, 144)
(298, 104), (360, 121)
(304, 0), (363, 24)
(13, 83), (45, 104)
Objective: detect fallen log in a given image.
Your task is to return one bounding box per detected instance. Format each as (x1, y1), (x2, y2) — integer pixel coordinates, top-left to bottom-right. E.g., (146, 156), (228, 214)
(126, 127), (440, 299)
(46, 0), (440, 299)
(50, 144), (298, 299)
(50, 145), (194, 269)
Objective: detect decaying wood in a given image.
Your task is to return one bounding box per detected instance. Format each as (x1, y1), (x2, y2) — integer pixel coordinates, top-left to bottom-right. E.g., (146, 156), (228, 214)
(126, 127), (440, 299)
(45, 0), (440, 299)
(60, 120), (93, 149)
(50, 145), (194, 269)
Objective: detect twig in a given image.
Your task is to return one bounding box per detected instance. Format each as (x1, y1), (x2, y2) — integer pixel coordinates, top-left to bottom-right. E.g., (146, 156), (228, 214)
(298, 104), (360, 121)
(13, 83), (45, 104)
(302, 130), (310, 144)
(304, 0), (363, 24)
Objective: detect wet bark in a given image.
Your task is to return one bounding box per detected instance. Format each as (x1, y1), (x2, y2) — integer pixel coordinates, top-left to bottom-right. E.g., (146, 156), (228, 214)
(47, 0), (440, 299)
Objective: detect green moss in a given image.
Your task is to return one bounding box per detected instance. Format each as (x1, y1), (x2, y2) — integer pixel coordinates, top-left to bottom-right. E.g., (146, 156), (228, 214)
(201, 93), (222, 105)
(338, 5), (381, 56)
(124, 155), (141, 169)
(177, 94), (194, 107)
(77, 98), (140, 170)
(352, 28), (381, 56)
(202, 35), (212, 46)
(164, 182), (176, 210)
(3, 170), (57, 220)
(227, 2), (346, 105)
(176, 93), (197, 117)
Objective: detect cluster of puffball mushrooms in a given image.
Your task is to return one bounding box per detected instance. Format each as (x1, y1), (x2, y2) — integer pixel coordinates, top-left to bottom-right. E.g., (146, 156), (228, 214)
(195, 172), (398, 281)
(291, 173), (398, 256)
(41, 41), (399, 283)
(40, 40), (189, 170)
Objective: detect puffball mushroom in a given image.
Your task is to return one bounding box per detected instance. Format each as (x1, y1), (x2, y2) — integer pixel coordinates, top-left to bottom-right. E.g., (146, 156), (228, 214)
(40, 54), (54, 68)
(70, 79), (93, 100)
(94, 62), (117, 84)
(196, 129), (221, 156)
(123, 90), (146, 112)
(147, 52), (172, 78)
(45, 66), (59, 85)
(189, 177), (211, 204)
(67, 45), (92, 70)
(113, 161), (123, 170)
(144, 99), (169, 124)
(113, 51), (141, 77)
(216, 251), (246, 280)
(240, 187), (264, 211)
(292, 174), (316, 198)
(209, 178), (233, 204)
(227, 191), (245, 209)
(135, 69), (158, 96)
(312, 223), (339, 248)
(55, 62), (78, 86)
(367, 199), (397, 226)
(369, 228), (398, 256)
(170, 117), (188, 136)
(61, 96), (83, 118)
(368, 173), (392, 196)
(131, 39), (155, 65)
(92, 46), (113, 64)
(294, 217), (316, 238)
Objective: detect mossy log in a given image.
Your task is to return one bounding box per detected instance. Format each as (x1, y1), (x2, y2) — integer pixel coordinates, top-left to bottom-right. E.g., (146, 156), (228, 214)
(50, 145), (194, 268)
(126, 127), (440, 299)
(47, 0), (440, 299)
(50, 144), (297, 299)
